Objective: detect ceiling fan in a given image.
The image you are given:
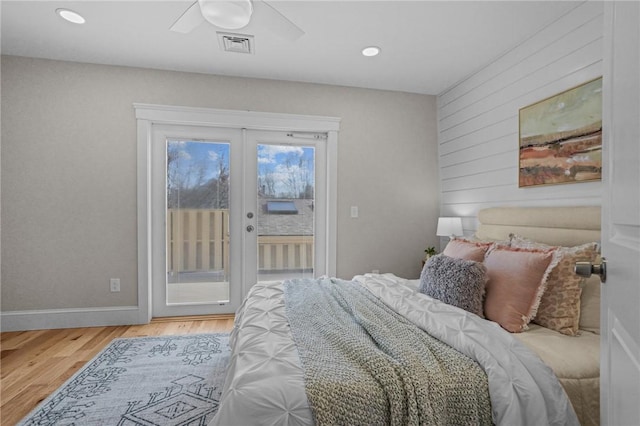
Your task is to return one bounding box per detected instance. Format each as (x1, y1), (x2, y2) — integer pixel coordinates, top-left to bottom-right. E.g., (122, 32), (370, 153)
(170, 0), (304, 40)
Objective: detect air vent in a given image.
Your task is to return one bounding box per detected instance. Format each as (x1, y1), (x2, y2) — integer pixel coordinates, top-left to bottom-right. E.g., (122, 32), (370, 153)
(217, 32), (254, 54)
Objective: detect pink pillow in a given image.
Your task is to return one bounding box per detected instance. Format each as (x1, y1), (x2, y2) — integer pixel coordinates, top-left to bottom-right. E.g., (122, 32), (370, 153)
(483, 246), (559, 333)
(443, 238), (493, 262)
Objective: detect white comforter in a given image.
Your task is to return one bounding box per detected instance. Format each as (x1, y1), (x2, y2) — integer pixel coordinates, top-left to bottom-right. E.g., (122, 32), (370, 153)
(211, 273), (578, 426)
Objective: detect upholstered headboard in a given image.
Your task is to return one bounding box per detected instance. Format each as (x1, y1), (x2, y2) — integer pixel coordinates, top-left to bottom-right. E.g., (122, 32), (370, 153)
(475, 206), (601, 247)
(475, 206), (602, 335)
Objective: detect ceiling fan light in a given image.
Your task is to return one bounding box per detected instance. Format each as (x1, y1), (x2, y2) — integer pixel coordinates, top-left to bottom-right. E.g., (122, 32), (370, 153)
(199, 0), (253, 30)
(56, 8), (85, 24)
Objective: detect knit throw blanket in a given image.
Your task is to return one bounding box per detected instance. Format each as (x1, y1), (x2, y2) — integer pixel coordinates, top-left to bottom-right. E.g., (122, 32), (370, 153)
(283, 278), (492, 426)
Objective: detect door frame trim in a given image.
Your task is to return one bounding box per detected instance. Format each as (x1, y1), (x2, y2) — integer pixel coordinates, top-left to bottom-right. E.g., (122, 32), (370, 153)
(134, 103), (340, 322)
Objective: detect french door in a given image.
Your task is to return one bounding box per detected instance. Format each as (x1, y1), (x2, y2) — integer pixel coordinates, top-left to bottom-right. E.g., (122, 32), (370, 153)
(150, 125), (329, 317)
(243, 130), (329, 288)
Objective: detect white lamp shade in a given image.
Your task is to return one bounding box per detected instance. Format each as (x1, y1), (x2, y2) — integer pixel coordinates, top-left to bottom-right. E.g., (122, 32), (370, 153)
(436, 217), (463, 237)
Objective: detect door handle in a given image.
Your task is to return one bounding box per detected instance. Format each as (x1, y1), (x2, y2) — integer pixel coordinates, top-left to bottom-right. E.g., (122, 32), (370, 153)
(575, 258), (607, 283)
(246, 225), (254, 232)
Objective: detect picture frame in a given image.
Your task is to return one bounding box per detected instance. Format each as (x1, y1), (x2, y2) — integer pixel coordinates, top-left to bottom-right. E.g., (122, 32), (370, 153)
(518, 77), (602, 188)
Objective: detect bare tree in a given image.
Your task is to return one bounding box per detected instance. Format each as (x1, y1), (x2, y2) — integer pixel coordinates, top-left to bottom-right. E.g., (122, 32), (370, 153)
(167, 142), (230, 209)
(259, 169), (276, 197)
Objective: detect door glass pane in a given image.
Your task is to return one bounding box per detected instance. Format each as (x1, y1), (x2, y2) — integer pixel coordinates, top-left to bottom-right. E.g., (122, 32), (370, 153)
(166, 140), (230, 304)
(257, 144), (315, 282)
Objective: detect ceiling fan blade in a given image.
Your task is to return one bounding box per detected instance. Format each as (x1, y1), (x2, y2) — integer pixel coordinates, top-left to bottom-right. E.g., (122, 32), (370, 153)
(253, 1), (304, 41)
(170, 1), (205, 34)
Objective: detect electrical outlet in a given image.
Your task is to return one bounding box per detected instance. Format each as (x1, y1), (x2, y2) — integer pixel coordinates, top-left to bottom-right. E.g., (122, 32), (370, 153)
(372, 269), (380, 274)
(110, 278), (121, 293)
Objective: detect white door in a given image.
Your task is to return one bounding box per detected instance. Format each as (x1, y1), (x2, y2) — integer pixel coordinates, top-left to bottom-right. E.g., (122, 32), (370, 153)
(149, 126), (333, 317)
(601, 2), (640, 424)
(151, 125), (244, 317)
(242, 130), (329, 296)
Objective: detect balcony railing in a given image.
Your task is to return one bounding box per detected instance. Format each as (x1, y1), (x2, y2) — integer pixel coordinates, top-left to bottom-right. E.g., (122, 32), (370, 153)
(258, 235), (314, 271)
(167, 209), (314, 277)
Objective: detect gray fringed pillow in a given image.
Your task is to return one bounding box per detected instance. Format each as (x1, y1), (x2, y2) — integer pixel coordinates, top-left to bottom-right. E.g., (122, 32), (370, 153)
(419, 254), (488, 317)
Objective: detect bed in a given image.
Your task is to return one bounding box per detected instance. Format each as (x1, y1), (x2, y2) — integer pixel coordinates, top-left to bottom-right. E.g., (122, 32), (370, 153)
(211, 206), (601, 426)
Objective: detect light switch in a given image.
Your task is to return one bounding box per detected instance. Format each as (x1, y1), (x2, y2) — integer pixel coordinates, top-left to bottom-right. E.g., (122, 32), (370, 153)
(350, 206), (358, 218)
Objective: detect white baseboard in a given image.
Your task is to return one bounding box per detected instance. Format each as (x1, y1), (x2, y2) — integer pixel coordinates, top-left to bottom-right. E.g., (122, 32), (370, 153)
(1, 306), (146, 331)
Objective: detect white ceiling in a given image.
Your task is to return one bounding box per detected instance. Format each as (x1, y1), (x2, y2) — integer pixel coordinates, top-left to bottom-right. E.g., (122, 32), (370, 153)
(1, 1), (581, 95)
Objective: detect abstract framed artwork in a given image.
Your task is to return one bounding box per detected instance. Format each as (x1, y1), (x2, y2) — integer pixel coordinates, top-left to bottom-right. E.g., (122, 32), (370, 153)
(519, 77), (602, 188)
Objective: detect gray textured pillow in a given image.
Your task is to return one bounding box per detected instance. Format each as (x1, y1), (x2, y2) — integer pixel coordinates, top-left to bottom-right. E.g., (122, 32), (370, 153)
(419, 254), (488, 317)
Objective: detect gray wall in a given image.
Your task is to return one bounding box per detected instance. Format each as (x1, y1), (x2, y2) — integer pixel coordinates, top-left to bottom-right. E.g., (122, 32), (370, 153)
(1, 55), (438, 313)
(437, 1), (603, 235)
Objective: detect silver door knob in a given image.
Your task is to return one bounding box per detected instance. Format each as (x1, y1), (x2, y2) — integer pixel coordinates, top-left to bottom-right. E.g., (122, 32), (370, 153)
(575, 258), (607, 283)
(246, 225), (254, 232)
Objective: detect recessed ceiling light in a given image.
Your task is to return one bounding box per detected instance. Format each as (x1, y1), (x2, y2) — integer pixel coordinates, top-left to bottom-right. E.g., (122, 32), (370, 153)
(56, 8), (86, 24)
(362, 46), (381, 57)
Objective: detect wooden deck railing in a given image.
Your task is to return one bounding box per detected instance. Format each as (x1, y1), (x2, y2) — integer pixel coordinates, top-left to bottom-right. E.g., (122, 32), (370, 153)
(167, 209), (230, 274)
(167, 209), (314, 275)
(258, 235), (314, 271)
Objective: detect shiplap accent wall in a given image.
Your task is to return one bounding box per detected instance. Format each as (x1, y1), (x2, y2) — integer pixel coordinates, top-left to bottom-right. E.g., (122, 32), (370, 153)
(437, 1), (603, 234)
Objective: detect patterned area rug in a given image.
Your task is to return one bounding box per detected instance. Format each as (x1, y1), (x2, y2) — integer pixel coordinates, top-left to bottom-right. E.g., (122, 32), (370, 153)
(18, 333), (230, 426)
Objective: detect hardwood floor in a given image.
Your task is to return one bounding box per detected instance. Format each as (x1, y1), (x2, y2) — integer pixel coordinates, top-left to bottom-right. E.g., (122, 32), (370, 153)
(0, 315), (235, 425)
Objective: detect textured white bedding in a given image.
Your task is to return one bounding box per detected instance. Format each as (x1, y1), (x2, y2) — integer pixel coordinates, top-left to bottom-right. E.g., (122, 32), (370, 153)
(211, 274), (579, 426)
